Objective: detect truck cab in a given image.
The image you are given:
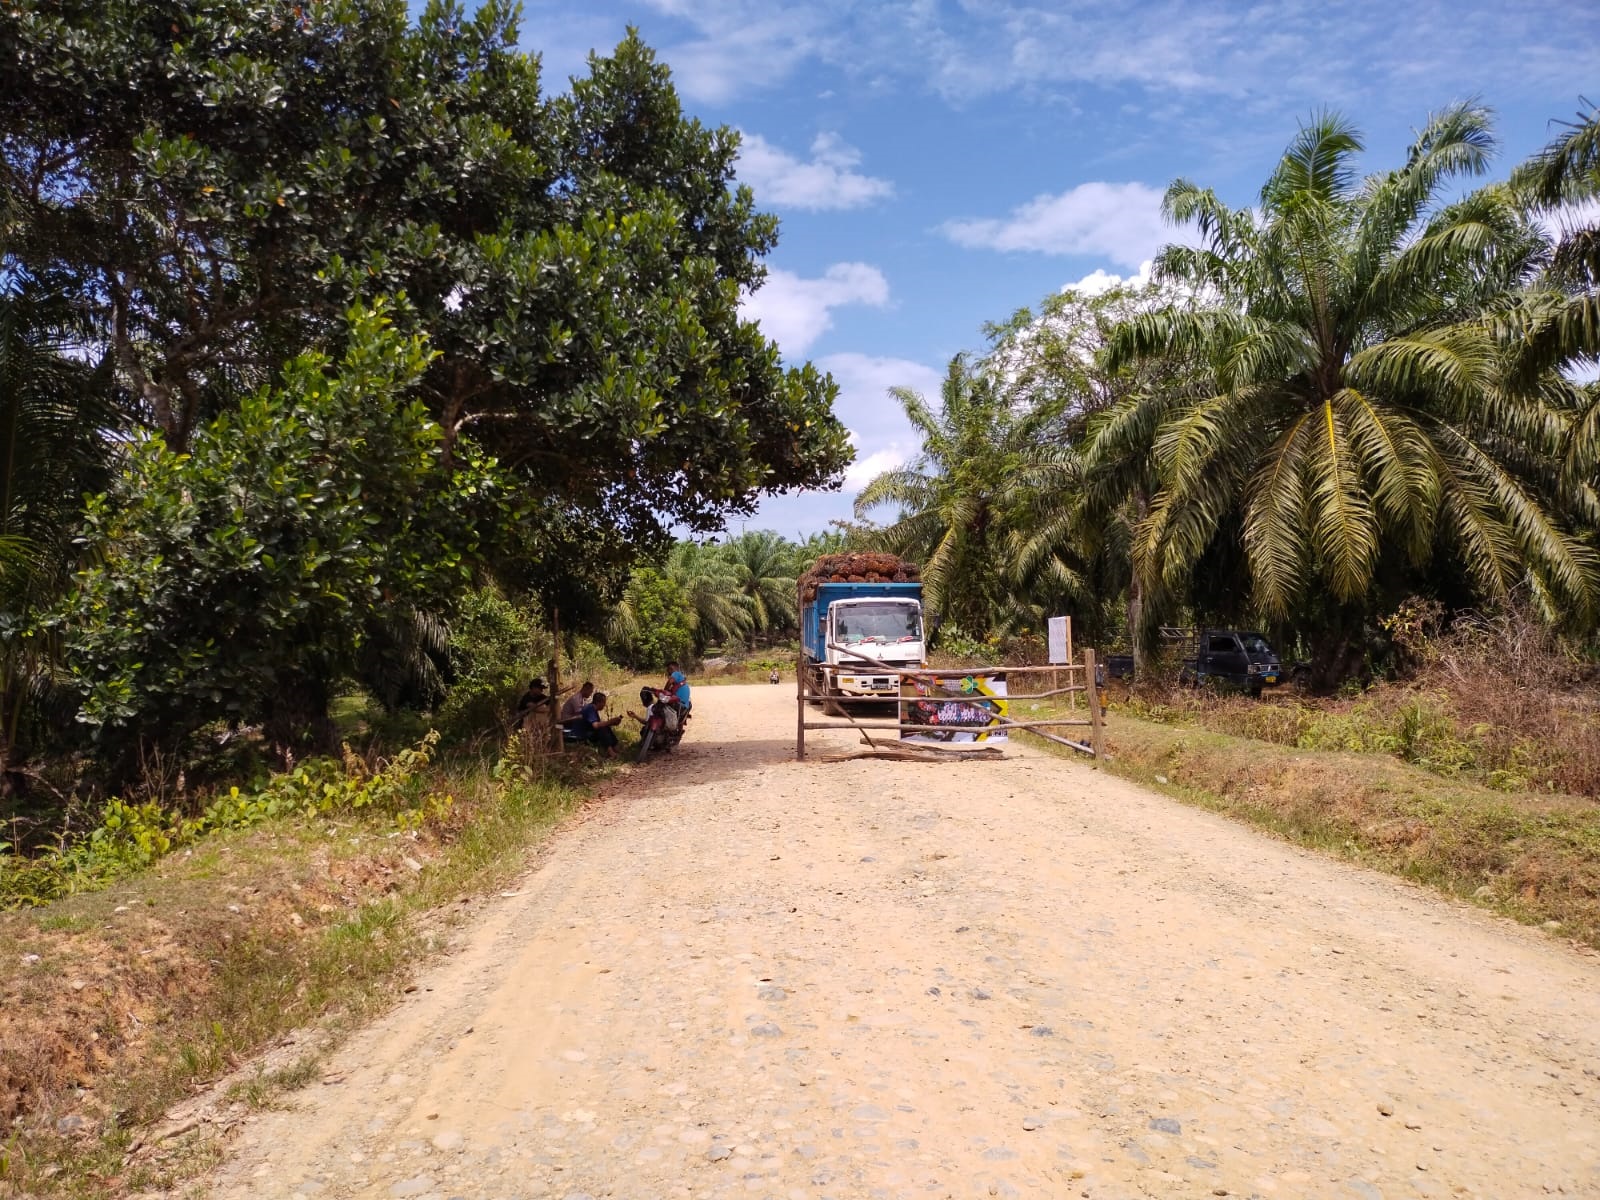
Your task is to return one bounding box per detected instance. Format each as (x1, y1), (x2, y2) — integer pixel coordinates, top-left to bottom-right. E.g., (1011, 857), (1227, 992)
(801, 582), (924, 699)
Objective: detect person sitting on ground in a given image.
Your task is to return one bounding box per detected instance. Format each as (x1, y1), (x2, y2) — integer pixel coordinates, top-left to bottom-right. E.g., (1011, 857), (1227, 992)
(512, 677), (551, 730)
(575, 691), (623, 757)
(559, 680), (595, 727)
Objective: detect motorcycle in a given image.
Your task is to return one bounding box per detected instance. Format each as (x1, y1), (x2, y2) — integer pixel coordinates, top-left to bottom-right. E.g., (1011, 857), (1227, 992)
(635, 686), (689, 763)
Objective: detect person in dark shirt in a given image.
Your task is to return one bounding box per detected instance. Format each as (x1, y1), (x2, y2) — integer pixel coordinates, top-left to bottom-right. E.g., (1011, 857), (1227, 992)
(513, 678), (551, 730)
(575, 691), (623, 757)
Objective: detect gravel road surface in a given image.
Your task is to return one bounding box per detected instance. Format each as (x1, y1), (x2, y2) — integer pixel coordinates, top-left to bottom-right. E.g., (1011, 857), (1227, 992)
(200, 684), (1600, 1200)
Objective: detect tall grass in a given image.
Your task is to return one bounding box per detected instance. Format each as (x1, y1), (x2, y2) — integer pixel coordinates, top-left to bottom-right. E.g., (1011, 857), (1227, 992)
(1119, 609), (1600, 797)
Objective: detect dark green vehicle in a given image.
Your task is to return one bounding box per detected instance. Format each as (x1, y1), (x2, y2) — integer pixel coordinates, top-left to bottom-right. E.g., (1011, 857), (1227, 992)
(1177, 628), (1284, 696)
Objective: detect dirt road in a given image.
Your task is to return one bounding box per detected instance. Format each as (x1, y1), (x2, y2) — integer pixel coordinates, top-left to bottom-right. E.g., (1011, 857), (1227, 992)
(202, 684), (1600, 1200)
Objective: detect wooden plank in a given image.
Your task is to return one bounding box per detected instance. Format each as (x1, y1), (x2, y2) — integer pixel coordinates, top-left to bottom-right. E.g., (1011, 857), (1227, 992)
(801, 718), (1093, 733)
(822, 746), (1004, 763)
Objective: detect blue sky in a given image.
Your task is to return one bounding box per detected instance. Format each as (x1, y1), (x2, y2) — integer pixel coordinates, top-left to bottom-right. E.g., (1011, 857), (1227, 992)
(517, 0), (1600, 539)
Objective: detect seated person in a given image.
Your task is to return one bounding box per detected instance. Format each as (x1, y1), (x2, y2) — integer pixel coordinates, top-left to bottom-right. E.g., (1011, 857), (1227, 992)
(559, 680), (595, 727)
(572, 691), (623, 757)
(664, 661), (691, 711)
(512, 678), (551, 729)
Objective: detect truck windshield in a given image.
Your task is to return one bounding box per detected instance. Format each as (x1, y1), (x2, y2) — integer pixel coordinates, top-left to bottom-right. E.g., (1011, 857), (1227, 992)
(1240, 634), (1274, 657)
(834, 604), (922, 644)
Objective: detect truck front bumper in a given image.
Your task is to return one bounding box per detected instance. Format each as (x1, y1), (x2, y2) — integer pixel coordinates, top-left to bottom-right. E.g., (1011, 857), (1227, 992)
(835, 673), (900, 697)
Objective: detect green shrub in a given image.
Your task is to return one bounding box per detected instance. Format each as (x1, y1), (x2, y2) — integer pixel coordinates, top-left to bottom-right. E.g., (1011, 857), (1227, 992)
(52, 303), (514, 763)
(0, 733), (451, 910)
(434, 588), (548, 744)
(615, 569), (695, 670)
(931, 625), (1000, 665)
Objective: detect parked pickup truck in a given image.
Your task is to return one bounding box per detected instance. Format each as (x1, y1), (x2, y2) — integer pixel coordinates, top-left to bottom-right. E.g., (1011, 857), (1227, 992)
(1179, 628), (1283, 696)
(1103, 629), (1285, 696)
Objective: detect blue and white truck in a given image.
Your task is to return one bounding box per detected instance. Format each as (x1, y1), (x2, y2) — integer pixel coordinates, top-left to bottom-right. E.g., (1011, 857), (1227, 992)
(800, 577), (926, 700)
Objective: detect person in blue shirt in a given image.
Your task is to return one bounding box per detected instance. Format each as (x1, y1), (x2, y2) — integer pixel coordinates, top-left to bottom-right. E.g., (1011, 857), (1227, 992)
(664, 661), (691, 711)
(572, 691), (622, 757)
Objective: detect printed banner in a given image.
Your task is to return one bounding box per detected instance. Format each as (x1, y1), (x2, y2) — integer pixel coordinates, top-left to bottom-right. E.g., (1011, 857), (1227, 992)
(900, 673), (1009, 743)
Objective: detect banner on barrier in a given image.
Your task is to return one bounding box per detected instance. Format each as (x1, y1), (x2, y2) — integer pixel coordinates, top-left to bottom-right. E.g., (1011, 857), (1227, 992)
(900, 673), (1009, 743)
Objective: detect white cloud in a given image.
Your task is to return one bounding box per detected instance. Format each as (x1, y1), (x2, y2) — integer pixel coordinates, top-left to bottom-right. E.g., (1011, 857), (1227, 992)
(843, 445), (909, 490)
(634, 0), (825, 102)
(1060, 260), (1157, 297)
(737, 132), (894, 210)
(820, 353), (941, 500)
(740, 264), (890, 357)
(590, 1), (1597, 132)
(941, 182), (1171, 268)
(743, 352), (942, 533)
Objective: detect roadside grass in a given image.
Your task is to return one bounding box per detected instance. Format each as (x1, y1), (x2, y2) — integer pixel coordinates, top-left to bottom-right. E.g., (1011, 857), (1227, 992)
(0, 745), (610, 1198)
(1116, 686), (1600, 798)
(1017, 700), (1600, 950)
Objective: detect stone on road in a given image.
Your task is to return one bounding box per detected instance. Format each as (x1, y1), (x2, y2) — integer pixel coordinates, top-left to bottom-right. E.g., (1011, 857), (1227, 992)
(202, 685), (1600, 1199)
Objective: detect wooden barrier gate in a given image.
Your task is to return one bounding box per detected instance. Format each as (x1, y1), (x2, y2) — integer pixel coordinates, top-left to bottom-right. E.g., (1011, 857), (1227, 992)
(795, 649), (1105, 762)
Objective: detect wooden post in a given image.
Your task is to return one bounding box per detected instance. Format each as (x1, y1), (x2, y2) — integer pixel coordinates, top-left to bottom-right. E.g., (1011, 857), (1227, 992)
(1083, 647), (1104, 761)
(1066, 616), (1077, 711)
(547, 606), (562, 755)
(795, 653), (806, 762)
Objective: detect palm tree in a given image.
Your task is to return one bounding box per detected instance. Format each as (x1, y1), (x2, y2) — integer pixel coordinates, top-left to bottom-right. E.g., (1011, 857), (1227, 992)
(665, 540), (753, 651)
(722, 530), (798, 637)
(991, 281), (1210, 664)
(1100, 104), (1597, 642)
(854, 354), (1069, 634)
(1503, 103), (1600, 472)
(0, 283), (122, 767)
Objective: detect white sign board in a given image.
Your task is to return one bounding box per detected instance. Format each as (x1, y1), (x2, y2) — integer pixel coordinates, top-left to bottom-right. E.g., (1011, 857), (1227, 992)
(1047, 615), (1071, 664)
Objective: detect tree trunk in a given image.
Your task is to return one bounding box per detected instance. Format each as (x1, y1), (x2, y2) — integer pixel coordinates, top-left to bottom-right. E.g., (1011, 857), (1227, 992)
(1128, 572), (1147, 679)
(1309, 610), (1368, 693)
(1129, 491), (1155, 679)
(264, 670), (337, 763)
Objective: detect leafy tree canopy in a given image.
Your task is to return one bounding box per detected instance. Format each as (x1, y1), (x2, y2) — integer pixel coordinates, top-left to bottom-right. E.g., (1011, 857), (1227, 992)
(51, 302), (512, 761)
(0, 0), (851, 590)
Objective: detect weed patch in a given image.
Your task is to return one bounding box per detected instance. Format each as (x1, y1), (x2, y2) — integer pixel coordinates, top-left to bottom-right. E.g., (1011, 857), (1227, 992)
(0, 746), (596, 1198)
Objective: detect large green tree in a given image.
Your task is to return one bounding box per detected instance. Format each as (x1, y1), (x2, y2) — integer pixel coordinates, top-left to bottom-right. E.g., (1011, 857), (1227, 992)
(666, 541), (753, 651)
(52, 303), (510, 762)
(1, 0), (850, 595)
(986, 281), (1209, 663)
(1503, 103), (1600, 472)
(1101, 105), (1598, 666)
